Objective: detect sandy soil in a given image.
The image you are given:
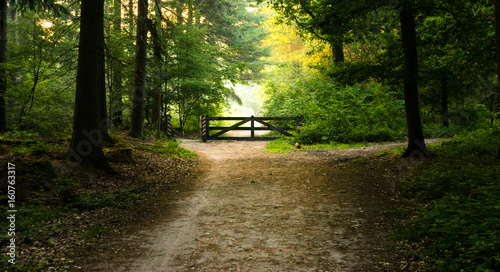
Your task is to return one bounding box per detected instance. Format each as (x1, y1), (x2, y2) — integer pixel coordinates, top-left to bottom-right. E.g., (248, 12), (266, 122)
(97, 140), (415, 272)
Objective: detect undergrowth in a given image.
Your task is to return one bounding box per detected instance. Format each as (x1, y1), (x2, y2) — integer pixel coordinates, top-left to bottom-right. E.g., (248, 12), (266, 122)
(144, 140), (197, 158)
(397, 127), (500, 271)
(0, 134), (197, 271)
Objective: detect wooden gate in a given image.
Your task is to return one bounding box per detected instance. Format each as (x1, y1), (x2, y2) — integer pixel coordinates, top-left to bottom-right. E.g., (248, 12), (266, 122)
(201, 115), (302, 142)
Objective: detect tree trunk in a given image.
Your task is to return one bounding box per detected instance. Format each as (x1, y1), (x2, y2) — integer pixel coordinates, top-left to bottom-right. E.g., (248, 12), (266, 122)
(399, 0), (430, 158)
(99, 41), (114, 143)
(66, 0), (114, 172)
(151, 10), (162, 125)
(0, 0), (7, 132)
(128, 0), (148, 139)
(128, 0), (134, 34)
(332, 42), (344, 63)
(441, 72), (449, 127)
(111, 0), (123, 127)
(8, 0), (15, 45)
(495, 0), (500, 159)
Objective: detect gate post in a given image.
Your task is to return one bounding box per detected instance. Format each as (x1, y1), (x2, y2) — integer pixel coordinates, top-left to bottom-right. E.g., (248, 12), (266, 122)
(166, 115), (173, 138)
(201, 115), (208, 142)
(251, 115), (255, 138)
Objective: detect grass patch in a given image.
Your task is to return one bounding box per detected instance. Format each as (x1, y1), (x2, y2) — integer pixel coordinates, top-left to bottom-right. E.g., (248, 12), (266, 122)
(142, 139), (197, 158)
(303, 141), (369, 149)
(266, 138), (294, 153)
(266, 138), (403, 153)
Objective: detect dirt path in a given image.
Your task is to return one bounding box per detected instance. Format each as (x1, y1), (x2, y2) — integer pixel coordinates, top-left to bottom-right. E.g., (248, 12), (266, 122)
(106, 140), (407, 272)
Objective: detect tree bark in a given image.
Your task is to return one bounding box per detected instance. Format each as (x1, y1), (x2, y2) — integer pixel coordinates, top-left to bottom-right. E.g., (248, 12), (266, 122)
(495, 0), (500, 159)
(8, 0), (16, 46)
(99, 41), (114, 143)
(128, 0), (134, 34)
(111, 0), (123, 127)
(151, 8), (163, 125)
(128, 0), (148, 139)
(399, 0), (430, 158)
(0, 0), (7, 132)
(99, 2), (113, 143)
(67, 0), (114, 172)
(332, 42), (344, 63)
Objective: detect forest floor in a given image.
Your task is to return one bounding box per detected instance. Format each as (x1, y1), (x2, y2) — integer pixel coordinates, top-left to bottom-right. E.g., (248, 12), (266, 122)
(73, 139), (441, 271)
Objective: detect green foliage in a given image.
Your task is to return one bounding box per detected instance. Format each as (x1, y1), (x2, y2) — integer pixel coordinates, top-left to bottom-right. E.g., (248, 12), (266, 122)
(8, 141), (50, 156)
(398, 128), (500, 271)
(423, 123), (466, 138)
(305, 142), (370, 150)
(0, 130), (39, 141)
(263, 67), (406, 144)
(146, 140), (197, 159)
(4, 8), (78, 137)
(265, 138), (294, 153)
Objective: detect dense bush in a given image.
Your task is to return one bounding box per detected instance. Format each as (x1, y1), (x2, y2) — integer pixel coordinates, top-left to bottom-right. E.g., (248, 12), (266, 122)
(262, 67), (406, 144)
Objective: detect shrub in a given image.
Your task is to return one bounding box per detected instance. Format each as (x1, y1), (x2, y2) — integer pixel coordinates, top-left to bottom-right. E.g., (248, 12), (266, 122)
(262, 69), (406, 144)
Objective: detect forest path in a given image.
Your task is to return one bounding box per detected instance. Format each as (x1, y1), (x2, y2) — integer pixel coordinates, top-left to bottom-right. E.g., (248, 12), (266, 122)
(112, 140), (409, 271)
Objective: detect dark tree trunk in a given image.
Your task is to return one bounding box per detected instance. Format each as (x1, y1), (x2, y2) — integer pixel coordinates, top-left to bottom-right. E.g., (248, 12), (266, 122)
(98, 5), (112, 143)
(399, 0), (430, 158)
(441, 72), (449, 127)
(111, 0), (123, 127)
(0, 0), (7, 132)
(99, 44), (114, 143)
(495, 0), (500, 159)
(8, 0), (16, 47)
(151, 11), (162, 125)
(128, 0), (148, 139)
(332, 42), (344, 63)
(67, 0), (114, 172)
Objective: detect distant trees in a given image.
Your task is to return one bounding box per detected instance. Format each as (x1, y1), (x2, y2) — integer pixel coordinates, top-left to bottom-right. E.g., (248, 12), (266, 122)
(262, 0), (499, 155)
(265, 0), (430, 156)
(0, 0), (268, 168)
(5, 0), (497, 165)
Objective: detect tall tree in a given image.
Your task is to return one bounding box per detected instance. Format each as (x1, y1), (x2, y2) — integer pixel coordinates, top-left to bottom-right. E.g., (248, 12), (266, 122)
(67, 0), (113, 172)
(128, 0), (148, 138)
(399, 0), (430, 157)
(110, 0), (123, 126)
(495, 0), (500, 160)
(0, 0), (6, 132)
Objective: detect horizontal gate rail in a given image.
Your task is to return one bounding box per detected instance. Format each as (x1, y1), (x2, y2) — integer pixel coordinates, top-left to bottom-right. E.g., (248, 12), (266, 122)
(201, 115), (302, 142)
(206, 117), (297, 121)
